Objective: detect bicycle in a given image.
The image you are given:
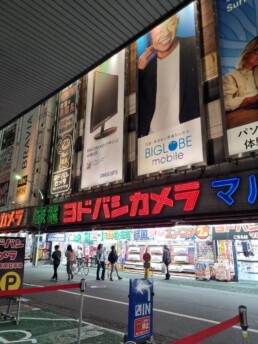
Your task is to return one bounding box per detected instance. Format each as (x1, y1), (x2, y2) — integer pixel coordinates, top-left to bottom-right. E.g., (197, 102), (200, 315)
(74, 257), (90, 275)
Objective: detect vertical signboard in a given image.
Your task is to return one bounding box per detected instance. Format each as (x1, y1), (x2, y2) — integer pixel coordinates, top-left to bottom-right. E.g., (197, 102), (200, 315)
(13, 108), (40, 204)
(81, 49), (125, 189)
(137, 1), (204, 176)
(0, 237), (26, 291)
(51, 81), (78, 195)
(127, 279), (153, 342)
(0, 122), (17, 207)
(216, 0), (258, 156)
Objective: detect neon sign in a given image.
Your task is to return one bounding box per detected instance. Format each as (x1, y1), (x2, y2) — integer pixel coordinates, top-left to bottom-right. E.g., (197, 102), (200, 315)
(62, 182), (200, 224)
(211, 175), (257, 206)
(0, 210), (25, 228)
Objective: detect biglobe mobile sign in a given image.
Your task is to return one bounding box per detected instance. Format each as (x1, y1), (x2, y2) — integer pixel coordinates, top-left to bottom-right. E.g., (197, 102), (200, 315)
(137, 1), (204, 176)
(127, 279), (154, 342)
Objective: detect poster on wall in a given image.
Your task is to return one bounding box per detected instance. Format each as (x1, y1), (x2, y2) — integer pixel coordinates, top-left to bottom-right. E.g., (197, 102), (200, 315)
(50, 81), (78, 195)
(0, 122), (17, 207)
(13, 108), (40, 204)
(216, 0), (258, 156)
(81, 49), (125, 189)
(137, 1), (204, 176)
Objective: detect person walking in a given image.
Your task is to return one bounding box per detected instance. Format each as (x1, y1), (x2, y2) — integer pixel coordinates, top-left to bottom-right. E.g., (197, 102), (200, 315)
(51, 245), (61, 281)
(108, 245), (122, 281)
(65, 244), (76, 281)
(96, 243), (106, 281)
(163, 245), (171, 280)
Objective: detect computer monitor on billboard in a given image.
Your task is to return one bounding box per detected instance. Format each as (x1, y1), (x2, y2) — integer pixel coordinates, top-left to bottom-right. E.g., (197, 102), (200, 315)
(90, 71), (119, 140)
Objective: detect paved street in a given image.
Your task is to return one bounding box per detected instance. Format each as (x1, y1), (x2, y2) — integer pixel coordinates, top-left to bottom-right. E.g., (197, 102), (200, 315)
(2, 262), (258, 343)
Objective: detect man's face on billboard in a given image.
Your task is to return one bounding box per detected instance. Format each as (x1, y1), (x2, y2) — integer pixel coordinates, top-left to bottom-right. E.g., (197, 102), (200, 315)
(151, 15), (179, 57)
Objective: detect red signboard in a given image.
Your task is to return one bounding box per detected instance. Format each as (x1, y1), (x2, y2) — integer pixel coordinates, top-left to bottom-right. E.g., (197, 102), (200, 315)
(134, 316), (151, 337)
(0, 237), (26, 291)
(0, 209), (25, 229)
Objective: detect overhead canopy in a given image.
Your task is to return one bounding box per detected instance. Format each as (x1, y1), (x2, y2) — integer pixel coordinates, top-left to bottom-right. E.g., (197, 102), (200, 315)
(0, 0), (183, 129)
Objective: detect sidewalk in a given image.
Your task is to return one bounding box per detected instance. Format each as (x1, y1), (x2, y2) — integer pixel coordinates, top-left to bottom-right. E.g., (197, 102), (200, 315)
(33, 262), (258, 295)
(1, 264), (257, 344)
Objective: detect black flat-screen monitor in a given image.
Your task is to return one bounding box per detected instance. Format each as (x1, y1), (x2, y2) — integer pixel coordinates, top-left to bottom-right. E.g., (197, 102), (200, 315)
(90, 71), (119, 140)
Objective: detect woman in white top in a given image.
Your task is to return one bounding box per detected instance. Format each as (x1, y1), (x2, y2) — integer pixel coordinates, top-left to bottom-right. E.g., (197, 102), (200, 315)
(65, 244), (76, 280)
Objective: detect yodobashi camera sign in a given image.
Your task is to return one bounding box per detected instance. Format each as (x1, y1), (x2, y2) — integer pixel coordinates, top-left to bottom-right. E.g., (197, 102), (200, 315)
(127, 279), (154, 342)
(0, 237), (25, 291)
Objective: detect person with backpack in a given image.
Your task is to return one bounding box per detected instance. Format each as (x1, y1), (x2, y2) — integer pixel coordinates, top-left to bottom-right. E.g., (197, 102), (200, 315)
(108, 245), (122, 281)
(51, 245), (61, 281)
(163, 244), (171, 280)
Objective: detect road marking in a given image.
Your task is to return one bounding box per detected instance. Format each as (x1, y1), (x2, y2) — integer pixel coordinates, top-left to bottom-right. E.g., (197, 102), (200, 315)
(90, 285), (107, 288)
(24, 283), (258, 334)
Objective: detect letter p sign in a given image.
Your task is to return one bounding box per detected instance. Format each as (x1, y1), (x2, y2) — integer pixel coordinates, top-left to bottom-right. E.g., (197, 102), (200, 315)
(0, 272), (21, 290)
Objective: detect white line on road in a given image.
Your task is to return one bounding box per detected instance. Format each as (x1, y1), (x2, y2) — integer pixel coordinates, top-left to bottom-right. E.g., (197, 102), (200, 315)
(24, 283), (258, 334)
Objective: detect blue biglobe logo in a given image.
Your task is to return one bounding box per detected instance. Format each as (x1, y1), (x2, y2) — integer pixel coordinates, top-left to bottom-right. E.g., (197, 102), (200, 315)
(168, 140), (178, 151)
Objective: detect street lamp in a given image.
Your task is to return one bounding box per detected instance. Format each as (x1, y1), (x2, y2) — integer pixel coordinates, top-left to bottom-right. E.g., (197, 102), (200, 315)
(14, 174), (45, 267)
(14, 174), (45, 204)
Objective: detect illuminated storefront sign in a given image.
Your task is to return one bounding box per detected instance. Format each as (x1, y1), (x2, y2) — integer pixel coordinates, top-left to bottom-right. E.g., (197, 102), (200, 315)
(32, 171), (258, 228)
(0, 209), (25, 229)
(213, 224), (258, 240)
(0, 237), (25, 291)
(211, 175), (257, 206)
(34, 181), (201, 226)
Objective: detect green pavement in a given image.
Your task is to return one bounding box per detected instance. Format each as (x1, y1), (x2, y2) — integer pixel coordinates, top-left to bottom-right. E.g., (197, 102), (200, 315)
(0, 309), (125, 344)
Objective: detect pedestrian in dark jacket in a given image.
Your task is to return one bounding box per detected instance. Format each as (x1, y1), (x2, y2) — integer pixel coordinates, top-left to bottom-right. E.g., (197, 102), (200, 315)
(108, 245), (122, 281)
(163, 245), (171, 280)
(51, 245), (61, 281)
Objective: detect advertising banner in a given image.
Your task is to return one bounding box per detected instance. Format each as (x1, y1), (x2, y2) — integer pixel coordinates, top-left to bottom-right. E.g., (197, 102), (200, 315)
(127, 279), (153, 342)
(216, 0), (258, 156)
(81, 49), (125, 189)
(0, 237), (26, 291)
(51, 81), (78, 195)
(137, 1), (204, 176)
(14, 108), (40, 204)
(0, 122), (17, 207)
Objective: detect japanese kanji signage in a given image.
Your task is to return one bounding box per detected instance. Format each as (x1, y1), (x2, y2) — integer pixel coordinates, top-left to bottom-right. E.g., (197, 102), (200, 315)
(0, 237), (25, 291)
(216, 0), (258, 156)
(213, 224), (258, 240)
(127, 279), (153, 342)
(0, 209), (26, 229)
(32, 171), (258, 228)
(50, 81), (78, 195)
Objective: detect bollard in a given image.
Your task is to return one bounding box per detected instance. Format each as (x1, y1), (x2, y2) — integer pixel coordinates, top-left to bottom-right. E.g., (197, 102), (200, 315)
(144, 262), (151, 279)
(77, 279), (86, 344)
(239, 305), (249, 344)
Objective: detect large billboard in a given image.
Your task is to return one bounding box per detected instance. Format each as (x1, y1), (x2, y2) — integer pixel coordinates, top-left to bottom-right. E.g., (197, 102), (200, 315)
(0, 122), (17, 207)
(51, 81), (78, 195)
(13, 108), (40, 204)
(81, 49), (125, 189)
(216, 0), (258, 156)
(137, 1), (204, 176)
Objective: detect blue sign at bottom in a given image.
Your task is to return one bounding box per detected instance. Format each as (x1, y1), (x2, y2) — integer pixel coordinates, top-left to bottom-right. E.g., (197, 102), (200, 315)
(127, 279), (154, 342)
